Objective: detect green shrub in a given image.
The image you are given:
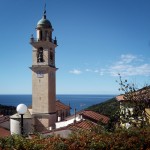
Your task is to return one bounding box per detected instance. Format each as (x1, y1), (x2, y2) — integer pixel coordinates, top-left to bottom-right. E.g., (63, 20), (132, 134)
(0, 127), (150, 150)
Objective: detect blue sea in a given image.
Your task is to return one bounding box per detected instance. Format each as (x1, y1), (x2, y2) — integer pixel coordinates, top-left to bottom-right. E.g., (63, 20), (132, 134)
(0, 94), (115, 114)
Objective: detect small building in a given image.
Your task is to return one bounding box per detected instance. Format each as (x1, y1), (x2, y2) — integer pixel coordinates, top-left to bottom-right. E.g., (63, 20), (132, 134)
(41, 110), (109, 138)
(41, 120), (97, 138)
(116, 86), (150, 128)
(10, 110), (32, 135)
(56, 100), (71, 121)
(9, 99), (71, 135)
(56, 110), (109, 129)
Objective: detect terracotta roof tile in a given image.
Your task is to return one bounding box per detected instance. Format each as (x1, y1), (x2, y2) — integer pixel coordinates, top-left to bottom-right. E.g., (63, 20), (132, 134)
(0, 115), (9, 124)
(0, 127), (10, 137)
(80, 110), (109, 124)
(56, 100), (71, 111)
(41, 120), (96, 134)
(116, 86), (150, 102)
(28, 100), (71, 111)
(68, 120), (96, 130)
(116, 95), (124, 101)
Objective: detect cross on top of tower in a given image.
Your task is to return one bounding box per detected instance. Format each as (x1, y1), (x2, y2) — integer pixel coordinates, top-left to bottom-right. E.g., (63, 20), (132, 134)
(37, 3), (52, 29)
(43, 3), (46, 19)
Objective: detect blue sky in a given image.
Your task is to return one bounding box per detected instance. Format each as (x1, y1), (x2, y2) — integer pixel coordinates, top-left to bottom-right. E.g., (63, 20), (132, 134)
(1, 0), (150, 94)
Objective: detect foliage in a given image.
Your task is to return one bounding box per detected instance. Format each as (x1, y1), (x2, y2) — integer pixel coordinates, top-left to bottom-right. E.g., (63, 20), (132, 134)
(1, 127), (150, 149)
(0, 135), (45, 150)
(0, 104), (16, 115)
(86, 97), (120, 131)
(86, 97), (120, 119)
(117, 74), (150, 128)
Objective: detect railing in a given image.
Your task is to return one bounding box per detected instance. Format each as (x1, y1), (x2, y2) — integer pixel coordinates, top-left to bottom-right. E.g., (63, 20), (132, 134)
(30, 37), (57, 45)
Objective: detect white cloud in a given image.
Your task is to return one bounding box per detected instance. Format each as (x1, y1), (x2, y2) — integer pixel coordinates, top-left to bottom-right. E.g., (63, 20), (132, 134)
(109, 54), (150, 77)
(118, 54), (137, 64)
(69, 69), (82, 75)
(85, 69), (99, 73)
(85, 69), (92, 72)
(94, 70), (99, 73)
(69, 54), (150, 77)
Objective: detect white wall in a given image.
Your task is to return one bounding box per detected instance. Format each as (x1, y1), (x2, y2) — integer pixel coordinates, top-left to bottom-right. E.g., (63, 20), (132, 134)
(42, 129), (72, 138)
(10, 119), (20, 135)
(10, 118), (32, 135)
(55, 115), (83, 129)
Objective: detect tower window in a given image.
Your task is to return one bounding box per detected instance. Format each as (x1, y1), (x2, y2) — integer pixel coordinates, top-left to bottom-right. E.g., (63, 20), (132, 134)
(45, 31), (48, 41)
(37, 47), (44, 62)
(39, 30), (42, 40)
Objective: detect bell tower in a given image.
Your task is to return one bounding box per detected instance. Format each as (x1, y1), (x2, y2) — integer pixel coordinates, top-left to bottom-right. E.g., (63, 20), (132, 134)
(30, 8), (57, 131)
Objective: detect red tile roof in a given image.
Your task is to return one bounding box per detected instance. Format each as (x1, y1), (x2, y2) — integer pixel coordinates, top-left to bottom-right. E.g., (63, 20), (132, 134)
(116, 95), (124, 101)
(56, 100), (71, 111)
(0, 115), (9, 124)
(28, 100), (71, 111)
(116, 86), (150, 102)
(80, 110), (109, 124)
(41, 120), (96, 135)
(0, 127), (10, 137)
(68, 120), (96, 130)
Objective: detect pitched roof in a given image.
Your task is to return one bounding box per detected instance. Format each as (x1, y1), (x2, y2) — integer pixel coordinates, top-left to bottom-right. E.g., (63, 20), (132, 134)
(41, 120), (96, 135)
(116, 86), (150, 102)
(116, 95), (124, 102)
(0, 115), (9, 124)
(68, 120), (96, 130)
(28, 100), (71, 111)
(10, 109), (32, 119)
(80, 110), (109, 124)
(0, 127), (10, 137)
(56, 100), (71, 111)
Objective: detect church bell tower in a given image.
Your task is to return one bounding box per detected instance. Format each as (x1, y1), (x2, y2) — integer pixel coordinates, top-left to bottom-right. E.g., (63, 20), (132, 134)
(30, 8), (57, 131)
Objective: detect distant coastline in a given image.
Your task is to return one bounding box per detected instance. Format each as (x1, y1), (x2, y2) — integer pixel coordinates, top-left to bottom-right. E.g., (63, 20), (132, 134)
(0, 94), (115, 114)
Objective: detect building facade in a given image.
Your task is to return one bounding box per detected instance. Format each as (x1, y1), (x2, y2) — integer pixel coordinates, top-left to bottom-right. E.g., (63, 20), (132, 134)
(30, 9), (57, 131)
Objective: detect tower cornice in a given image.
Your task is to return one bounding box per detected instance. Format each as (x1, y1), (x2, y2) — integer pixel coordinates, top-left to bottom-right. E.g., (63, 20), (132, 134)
(30, 65), (58, 72)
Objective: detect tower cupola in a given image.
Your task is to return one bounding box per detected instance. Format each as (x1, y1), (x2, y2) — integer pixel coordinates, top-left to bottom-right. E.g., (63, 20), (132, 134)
(37, 6), (52, 29)
(37, 14), (52, 29)
(35, 7), (54, 42)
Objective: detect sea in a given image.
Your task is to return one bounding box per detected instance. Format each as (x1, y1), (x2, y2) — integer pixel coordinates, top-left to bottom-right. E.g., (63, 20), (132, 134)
(0, 94), (115, 114)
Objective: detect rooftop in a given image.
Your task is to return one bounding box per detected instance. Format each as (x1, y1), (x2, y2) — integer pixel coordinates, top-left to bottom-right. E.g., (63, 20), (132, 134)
(41, 119), (97, 135)
(0, 115), (9, 124)
(28, 100), (70, 111)
(80, 110), (110, 124)
(68, 120), (96, 130)
(0, 127), (10, 137)
(116, 86), (150, 102)
(56, 100), (71, 111)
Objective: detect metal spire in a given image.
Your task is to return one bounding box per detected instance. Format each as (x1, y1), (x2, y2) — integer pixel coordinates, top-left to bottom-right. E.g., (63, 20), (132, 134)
(43, 3), (46, 19)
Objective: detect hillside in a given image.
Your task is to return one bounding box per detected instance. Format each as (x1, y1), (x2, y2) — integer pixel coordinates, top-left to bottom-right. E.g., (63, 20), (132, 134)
(0, 104), (16, 116)
(85, 97), (120, 118)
